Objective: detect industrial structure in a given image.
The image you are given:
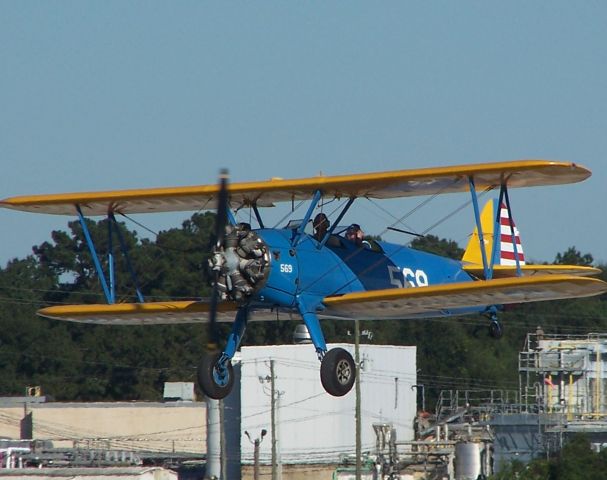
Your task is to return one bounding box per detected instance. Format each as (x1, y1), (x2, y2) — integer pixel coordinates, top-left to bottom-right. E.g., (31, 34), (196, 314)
(3, 332), (607, 479)
(231, 343), (418, 479)
(519, 331), (607, 417)
(492, 331), (607, 471)
(333, 330), (607, 479)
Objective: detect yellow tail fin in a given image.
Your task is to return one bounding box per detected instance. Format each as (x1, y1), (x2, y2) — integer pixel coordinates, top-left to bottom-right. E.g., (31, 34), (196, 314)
(462, 199), (496, 266)
(463, 199), (526, 267)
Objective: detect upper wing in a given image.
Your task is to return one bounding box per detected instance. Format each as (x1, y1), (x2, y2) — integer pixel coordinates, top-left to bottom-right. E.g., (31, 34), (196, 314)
(463, 264), (602, 279)
(321, 275), (607, 319)
(1, 160), (589, 216)
(37, 300), (297, 325)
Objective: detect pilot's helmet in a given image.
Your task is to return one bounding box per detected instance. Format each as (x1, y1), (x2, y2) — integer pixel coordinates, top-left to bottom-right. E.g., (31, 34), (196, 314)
(313, 213), (329, 229)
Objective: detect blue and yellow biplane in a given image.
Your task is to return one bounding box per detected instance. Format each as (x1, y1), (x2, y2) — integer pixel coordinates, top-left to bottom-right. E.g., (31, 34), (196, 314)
(2, 160), (606, 399)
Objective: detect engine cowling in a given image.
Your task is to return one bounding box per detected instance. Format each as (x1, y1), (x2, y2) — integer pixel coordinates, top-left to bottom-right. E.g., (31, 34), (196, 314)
(209, 223), (271, 303)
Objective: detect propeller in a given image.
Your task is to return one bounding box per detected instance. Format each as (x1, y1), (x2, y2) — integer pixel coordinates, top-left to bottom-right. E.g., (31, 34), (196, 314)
(207, 168), (230, 352)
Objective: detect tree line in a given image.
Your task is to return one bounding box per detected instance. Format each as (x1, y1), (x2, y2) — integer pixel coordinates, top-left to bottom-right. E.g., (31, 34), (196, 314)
(0, 213), (605, 404)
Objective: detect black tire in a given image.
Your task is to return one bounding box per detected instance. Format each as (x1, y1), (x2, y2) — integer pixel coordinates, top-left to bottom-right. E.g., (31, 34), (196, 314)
(197, 352), (234, 400)
(489, 320), (503, 339)
(320, 348), (356, 397)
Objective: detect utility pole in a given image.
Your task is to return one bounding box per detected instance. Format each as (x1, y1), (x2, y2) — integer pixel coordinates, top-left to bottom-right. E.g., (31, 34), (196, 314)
(245, 429), (267, 480)
(411, 384), (426, 413)
(219, 399), (226, 480)
(206, 398), (220, 479)
(271, 359), (277, 480)
(355, 318), (361, 480)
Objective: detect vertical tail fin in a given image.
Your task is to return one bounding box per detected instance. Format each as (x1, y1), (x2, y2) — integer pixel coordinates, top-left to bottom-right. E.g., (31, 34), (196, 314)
(462, 199), (525, 267)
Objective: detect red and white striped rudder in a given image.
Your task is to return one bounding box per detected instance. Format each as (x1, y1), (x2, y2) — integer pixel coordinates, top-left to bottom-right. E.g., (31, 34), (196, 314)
(499, 202), (525, 266)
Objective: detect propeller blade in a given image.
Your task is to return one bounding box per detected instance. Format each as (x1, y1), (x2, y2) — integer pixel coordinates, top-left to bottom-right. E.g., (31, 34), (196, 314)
(208, 169), (230, 351)
(214, 169), (229, 248)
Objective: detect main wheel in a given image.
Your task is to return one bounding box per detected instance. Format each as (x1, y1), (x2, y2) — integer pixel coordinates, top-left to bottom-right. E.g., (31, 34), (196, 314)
(197, 352), (235, 400)
(320, 348), (356, 397)
(489, 320), (503, 339)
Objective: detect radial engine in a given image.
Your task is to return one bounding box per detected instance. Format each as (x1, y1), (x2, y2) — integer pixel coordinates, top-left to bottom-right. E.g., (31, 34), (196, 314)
(208, 223), (271, 303)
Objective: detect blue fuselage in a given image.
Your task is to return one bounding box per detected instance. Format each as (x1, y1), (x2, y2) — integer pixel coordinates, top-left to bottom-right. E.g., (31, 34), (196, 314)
(253, 229), (480, 318)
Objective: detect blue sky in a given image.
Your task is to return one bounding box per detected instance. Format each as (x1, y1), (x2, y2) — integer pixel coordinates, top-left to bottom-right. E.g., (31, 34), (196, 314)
(1, 2), (606, 266)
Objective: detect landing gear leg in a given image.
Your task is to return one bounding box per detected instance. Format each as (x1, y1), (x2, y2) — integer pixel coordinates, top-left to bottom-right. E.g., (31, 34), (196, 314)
(297, 295), (356, 397)
(485, 307), (503, 339)
(197, 307), (248, 400)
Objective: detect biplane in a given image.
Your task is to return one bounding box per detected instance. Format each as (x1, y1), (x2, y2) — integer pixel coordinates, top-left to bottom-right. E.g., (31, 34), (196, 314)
(2, 160), (606, 399)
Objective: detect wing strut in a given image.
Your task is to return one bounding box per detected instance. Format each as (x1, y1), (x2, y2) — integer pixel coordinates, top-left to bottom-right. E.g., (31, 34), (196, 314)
(468, 177), (524, 280)
(76, 205), (113, 304)
(319, 197), (356, 248)
(110, 213), (145, 303)
(292, 189), (322, 247)
(468, 177), (492, 280)
(252, 203), (265, 229)
(76, 206), (146, 305)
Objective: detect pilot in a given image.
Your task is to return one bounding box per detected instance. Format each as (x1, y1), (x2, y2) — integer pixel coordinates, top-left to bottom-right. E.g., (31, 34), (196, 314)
(313, 213), (330, 242)
(346, 223), (369, 248)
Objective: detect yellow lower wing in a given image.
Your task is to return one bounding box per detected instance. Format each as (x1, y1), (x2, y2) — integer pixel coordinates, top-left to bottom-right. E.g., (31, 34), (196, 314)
(321, 275), (607, 319)
(463, 264), (601, 279)
(38, 275), (607, 324)
(37, 301), (287, 325)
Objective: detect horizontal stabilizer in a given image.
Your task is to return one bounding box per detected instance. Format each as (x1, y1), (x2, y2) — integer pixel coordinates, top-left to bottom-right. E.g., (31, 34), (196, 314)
(463, 264), (602, 279)
(321, 275), (607, 320)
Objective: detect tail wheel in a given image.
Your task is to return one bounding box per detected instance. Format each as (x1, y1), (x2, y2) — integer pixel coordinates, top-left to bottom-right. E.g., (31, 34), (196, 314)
(197, 351), (235, 400)
(320, 348), (356, 397)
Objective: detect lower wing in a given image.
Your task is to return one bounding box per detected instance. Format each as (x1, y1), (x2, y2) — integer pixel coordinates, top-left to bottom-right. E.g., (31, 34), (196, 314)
(321, 275), (607, 319)
(37, 301), (295, 325)
(37, 275), (606, 324)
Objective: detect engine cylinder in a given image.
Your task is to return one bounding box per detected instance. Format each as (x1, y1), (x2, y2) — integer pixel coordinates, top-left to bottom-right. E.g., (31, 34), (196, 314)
(209, 223), (270, 303)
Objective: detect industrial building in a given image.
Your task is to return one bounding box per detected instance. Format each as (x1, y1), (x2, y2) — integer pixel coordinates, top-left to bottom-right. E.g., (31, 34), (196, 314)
(0, 343), (417, 480)
(0, 395), (206, 454)
(218, 343), (417, 479)
(0, 467), (178, 480)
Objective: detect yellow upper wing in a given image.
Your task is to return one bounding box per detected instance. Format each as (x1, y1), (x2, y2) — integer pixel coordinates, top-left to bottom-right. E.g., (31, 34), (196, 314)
(321, 275), (607, 319)
(1, 160), (590, 216)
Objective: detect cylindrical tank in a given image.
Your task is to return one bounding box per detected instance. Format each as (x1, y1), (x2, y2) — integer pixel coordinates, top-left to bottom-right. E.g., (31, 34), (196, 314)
(455, 441), (481, 480)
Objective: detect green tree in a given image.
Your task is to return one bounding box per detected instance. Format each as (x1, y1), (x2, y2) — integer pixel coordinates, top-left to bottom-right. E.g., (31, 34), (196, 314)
(492, 434), (607, 480)
(410, 234), (464, 260)
(555, 246), (594, 266)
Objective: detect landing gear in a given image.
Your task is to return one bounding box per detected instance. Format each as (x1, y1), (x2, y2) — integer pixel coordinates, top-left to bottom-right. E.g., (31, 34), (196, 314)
(320, 348), (356, 397)
(489, 319), (503, 339)
(197, 352), (235, 400)
(484, 306), (503, 339)
(297, 296), (356, 397)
